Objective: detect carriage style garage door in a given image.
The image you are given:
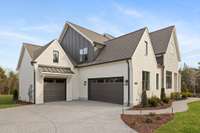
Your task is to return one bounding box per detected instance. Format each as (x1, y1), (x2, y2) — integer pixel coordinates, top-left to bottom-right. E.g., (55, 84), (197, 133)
(44, 78), (66, 102)
(88, 77), (123, 104)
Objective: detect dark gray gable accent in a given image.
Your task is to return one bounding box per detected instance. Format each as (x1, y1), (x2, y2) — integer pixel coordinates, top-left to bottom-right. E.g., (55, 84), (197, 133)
(60, 26), (99, 64)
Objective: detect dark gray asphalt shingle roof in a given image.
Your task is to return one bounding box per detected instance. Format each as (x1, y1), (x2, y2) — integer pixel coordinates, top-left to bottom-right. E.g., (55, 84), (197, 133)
(69, 22), (110, 43)
(150, 26), (175, 55)
(77, 27), (146, 67)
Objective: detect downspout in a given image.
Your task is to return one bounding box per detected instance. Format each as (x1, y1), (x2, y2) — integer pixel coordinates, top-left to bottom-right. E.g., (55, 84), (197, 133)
(33, 67), (36, 104)
(161, 55), (165, 89)
(126, 60), (130, 106)
(31, 61), (37, 104)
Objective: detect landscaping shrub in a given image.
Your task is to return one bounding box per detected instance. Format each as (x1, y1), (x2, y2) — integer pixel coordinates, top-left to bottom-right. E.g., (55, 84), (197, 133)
(162, 97), (170, 104)
(145, 117), (153, 123)
(170, 92), (181, 100)
(141, 90), (148, 107)
(160, 88), (166, 101)
(149, 112), (156, 117)
(181, 92), (187, 99)
(186, 92), (192, 97)
(13, 89), (18, 101)
(148, 96), (161, 107)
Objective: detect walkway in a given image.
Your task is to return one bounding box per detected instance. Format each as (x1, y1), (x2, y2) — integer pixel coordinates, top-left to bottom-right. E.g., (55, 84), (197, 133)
(125, 98), (200, 115)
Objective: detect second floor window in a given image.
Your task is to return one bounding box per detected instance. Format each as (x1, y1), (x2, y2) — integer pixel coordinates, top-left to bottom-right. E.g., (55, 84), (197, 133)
(80, 47), (88, 62)
(53, 50), (59, 63)
(145, 41), (148, 56)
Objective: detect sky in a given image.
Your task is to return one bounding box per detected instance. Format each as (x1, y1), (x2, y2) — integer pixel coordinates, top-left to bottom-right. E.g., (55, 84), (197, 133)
(0, 0), (200, 70)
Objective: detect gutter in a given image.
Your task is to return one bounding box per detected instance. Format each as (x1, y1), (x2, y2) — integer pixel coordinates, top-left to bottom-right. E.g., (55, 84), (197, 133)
(126, 60), (130, 106)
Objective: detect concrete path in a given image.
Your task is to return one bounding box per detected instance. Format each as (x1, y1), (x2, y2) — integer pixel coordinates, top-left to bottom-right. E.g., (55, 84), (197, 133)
(125, 98), (200, 115)
(0, 101), (135, 133)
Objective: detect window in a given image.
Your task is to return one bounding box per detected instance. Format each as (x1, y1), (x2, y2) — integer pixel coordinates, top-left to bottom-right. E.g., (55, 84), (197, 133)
(174, 73), (177, 89)
(53, 50), (59, 63)
(145, 41), (148, 56)
(142, 71), (150, 90)
(156, 73), (159, 90)
(79, 49), (83, 62)
(166, 71), (172, 89)
(80, 48), (88, 62)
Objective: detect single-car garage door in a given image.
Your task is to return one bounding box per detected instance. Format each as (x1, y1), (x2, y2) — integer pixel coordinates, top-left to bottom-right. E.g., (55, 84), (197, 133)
(88, 77), (123, 104)
(44, 78), (66, 102)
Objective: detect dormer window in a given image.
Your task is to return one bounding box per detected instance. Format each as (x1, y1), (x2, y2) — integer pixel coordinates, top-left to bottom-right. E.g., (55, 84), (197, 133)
(145, 41), (148, 56)
(53, 50), (59, 63)
(80, 47), (88, 62)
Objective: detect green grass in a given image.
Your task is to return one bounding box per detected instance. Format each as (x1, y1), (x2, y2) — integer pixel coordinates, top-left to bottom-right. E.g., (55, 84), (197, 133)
(155, 101), (200, 133)
(0, 95), (17, 109)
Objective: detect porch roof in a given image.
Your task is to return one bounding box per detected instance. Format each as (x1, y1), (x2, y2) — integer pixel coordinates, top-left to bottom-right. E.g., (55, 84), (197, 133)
(38, 65), (74, 74)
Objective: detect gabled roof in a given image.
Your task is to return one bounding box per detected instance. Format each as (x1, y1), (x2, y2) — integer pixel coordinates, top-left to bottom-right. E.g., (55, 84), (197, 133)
(150, 26), (175, 55)
(23, 43), (43, 59)
(58, 22), (111, 44)
(77, 27), (146, 67)
(16, 40), (55, 70)
(16, 43), (42, 70)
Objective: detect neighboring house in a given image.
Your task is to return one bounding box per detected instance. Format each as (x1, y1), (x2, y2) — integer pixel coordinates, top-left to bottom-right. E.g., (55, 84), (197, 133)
(16, 22), (181, 105)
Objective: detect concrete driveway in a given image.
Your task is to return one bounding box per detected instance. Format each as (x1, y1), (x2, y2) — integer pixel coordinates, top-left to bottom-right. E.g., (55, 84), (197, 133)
(0, 101), (135, 133)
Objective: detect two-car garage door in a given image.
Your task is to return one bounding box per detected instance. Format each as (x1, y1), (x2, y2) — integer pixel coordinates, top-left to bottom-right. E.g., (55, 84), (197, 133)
(44, 78), (66, 102)
(88, 77), (124, 104)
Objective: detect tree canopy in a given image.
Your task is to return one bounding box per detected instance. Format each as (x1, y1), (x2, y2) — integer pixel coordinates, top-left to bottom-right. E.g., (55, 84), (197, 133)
(0, 67), (18, 94)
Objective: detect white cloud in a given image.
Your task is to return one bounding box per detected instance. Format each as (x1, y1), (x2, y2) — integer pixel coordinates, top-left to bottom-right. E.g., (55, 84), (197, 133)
(114, 3), (143, 18)
(0, 31), (37, 41)
(20, 23), (60, 33)
(87, 17), (123, 36)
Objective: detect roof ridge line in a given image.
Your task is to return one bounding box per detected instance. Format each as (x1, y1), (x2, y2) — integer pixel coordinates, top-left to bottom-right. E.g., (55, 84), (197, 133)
(150, 25), (175, 34)
(67, 21), (106, 37)
(104, 27), (147, 43)
(23, 42), (43, 47)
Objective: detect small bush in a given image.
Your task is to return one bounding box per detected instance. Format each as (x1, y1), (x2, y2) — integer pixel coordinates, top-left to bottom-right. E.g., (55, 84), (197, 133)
(13, 89), (18, 101)
(162, 97), (170, 104)
(186, 92), (192, 97)
(161, 88), (166, 101)
(145, 117), (153, 123)
(156, 116), (161, 120)
(181, 92), (188, 99)
(149, 112), (156, 117)
(148, 96), (161, 107)
(171, 92), (181, 100)
(141, 90), (148, 107)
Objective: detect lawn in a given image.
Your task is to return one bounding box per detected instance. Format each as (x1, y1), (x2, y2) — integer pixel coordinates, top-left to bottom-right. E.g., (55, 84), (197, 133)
(155, 101), (200, 133)
(0, 95), (17, 109)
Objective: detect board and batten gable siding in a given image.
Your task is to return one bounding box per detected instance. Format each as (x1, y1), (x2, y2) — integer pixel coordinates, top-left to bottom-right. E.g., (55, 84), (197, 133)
(164, 31), (180, 96)
(60, 26), (97, 63)
(131, 29), (161, 105)
(78, 60), (132, 105)
(34, 40), (79, 104)
(19, 48), (34, 103)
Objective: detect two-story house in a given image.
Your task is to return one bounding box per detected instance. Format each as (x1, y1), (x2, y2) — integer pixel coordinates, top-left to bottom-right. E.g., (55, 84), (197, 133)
(17, 22), (181, 105)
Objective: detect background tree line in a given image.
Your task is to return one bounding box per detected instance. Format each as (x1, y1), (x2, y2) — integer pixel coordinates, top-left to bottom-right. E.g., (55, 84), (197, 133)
(180, 62), (200, 95)
(0, 66), (18, 94)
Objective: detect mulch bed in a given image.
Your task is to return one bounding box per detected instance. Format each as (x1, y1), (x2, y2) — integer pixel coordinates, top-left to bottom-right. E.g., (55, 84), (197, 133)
(129, 101), (172, 110)
(121, 113), (174, 133)
(16, 100), (33, 105)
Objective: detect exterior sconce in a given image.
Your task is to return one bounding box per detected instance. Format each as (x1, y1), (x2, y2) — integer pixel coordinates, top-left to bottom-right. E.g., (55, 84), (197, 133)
(125, 80), (129, 86)
(84, 81), (87, 86)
